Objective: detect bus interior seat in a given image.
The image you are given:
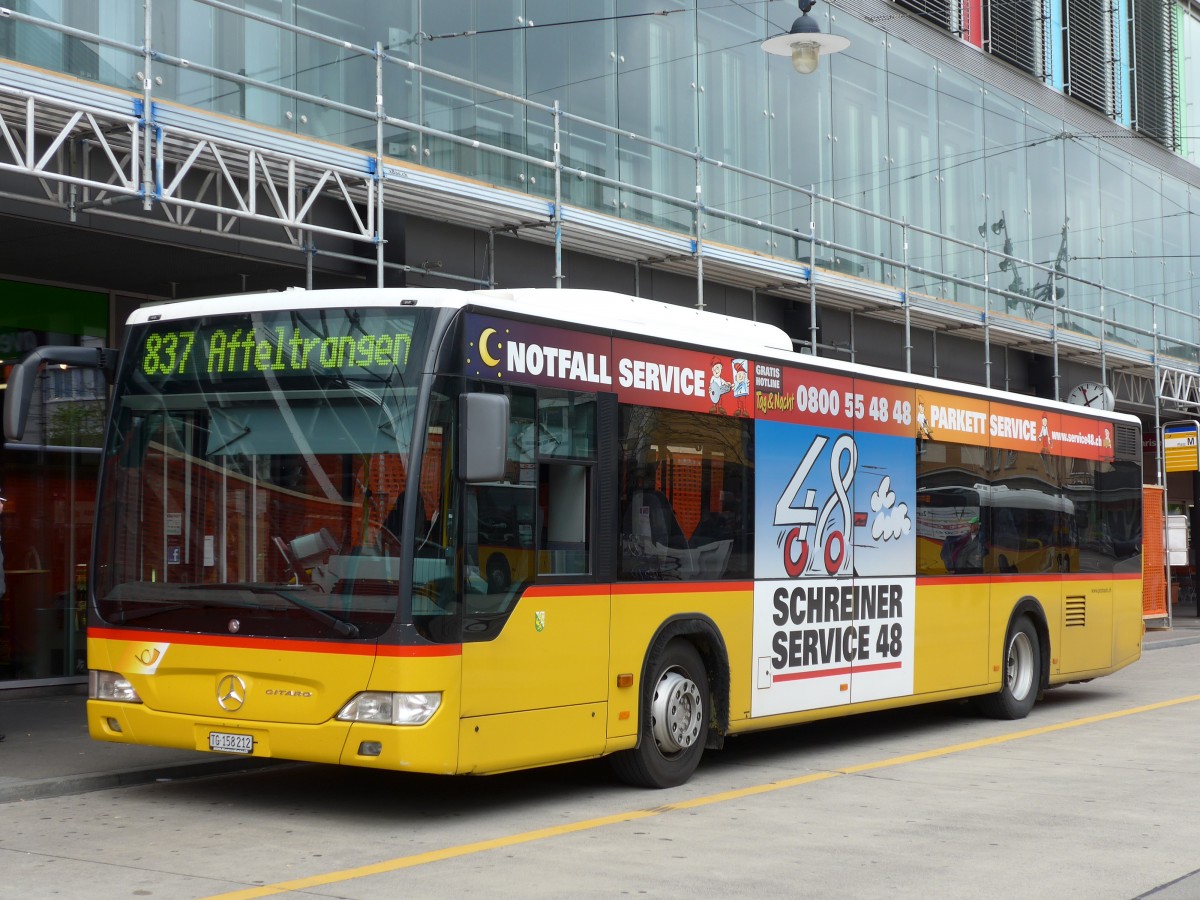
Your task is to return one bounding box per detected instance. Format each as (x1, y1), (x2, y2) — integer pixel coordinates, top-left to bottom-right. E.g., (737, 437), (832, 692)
(692, 538), (733, 578)
(625, 489), (689, 552)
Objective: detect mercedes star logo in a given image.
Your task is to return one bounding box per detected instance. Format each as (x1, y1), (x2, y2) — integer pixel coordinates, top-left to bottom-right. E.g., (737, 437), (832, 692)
(217, 674), (247, 711)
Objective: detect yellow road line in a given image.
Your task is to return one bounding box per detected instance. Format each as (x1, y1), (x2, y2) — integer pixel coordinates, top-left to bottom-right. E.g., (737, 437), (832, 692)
(204, 693), (1200, 900)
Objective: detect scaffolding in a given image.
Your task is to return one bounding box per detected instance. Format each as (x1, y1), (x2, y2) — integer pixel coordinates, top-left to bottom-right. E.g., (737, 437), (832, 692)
(0, 1), (1199, 439)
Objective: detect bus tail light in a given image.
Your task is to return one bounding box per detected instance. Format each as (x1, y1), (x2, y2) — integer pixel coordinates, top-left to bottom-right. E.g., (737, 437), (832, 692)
(337, 692), (441, 726)
(89, 670), (143, 704)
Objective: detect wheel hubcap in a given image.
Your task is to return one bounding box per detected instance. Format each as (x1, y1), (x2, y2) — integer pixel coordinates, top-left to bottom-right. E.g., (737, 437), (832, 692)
(1006, 631), (1035, 701)
(650, 668), (703, 754)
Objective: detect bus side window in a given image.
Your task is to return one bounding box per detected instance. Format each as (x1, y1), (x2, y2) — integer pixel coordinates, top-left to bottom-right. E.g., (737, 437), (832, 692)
(539, 462), (590, 575)
(616, 405), (751, 581)
(915, 438), (989, 576)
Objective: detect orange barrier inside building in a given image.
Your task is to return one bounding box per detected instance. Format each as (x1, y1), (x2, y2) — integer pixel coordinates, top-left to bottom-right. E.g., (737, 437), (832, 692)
(1143, 485), (1167, 619)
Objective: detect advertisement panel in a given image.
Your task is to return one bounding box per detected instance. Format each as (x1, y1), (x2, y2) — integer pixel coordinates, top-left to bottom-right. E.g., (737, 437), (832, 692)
(613, 337), (754, 416)
(751, 369), (916, 718)
(464, 314), (612, 390)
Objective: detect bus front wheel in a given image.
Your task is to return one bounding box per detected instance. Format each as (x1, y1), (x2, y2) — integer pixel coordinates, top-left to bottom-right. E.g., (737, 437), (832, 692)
(974, 615), (1040, 719)
(611, 640), (709, 789)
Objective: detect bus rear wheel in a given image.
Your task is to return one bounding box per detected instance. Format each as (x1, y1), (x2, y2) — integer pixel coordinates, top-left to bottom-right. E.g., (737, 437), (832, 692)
(611, 640), (709, 789)
(974, 615), (1040, 719)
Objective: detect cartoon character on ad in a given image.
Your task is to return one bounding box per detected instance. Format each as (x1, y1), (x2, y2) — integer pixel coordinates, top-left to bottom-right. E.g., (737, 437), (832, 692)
(732, 358), (750, 416)
(708, 357), (732, 413)
(752, 419), (916, 717)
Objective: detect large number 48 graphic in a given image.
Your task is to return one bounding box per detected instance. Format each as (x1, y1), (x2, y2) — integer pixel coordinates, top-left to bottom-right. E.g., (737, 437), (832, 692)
(774, 434), (857, 577)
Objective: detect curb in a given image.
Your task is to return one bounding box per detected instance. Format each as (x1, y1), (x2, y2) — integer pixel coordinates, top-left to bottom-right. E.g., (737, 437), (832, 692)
(1145, 633), (1200, 651)
(0, 756), (287, 805)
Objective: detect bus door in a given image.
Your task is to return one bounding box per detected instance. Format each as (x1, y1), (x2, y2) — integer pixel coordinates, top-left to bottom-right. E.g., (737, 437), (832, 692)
(456, 386), (608, 772)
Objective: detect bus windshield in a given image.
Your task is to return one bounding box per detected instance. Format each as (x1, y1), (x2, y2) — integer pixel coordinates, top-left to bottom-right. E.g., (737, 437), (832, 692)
(93, 307), (433, 640)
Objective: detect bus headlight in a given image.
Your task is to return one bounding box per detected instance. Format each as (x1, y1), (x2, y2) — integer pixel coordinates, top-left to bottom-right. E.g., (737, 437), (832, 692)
(336, 692), (441, 726)
(89, 670), (143, 703)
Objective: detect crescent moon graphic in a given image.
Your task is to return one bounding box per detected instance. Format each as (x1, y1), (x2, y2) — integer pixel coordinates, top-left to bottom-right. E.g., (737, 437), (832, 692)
(479, 328), (500, 368)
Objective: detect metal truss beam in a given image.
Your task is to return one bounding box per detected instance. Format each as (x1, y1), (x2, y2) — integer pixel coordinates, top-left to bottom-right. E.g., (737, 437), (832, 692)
(2, 73), (1198, 410)
(0, 83), (377, 251)
(0, 86), (140, 203)
(1157, 367), (1200, 411)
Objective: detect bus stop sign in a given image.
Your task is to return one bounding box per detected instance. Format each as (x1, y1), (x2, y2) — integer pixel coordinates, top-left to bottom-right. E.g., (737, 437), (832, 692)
(1163, 421), (1200, 473)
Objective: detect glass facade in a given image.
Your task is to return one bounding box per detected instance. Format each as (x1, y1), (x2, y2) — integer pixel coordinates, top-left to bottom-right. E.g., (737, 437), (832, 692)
(0, 282), (108, 682)
(2, 1), (1198, 360)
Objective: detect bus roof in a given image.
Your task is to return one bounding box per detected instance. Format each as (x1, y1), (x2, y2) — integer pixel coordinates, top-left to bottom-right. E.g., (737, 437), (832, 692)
(127, 287), (1139, 426)
(128, 286), (792, 355)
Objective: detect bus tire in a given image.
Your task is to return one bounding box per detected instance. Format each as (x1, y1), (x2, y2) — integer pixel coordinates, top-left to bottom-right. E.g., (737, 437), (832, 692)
(974, 615), (1040, 719)
(611, 640), (709, 789)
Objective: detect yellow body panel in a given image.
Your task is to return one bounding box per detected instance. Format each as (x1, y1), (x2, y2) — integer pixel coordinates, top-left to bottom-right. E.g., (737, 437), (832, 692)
(1058, 581), (1114, 673)
(460, 589), (609, 717)
(87, 570), (1142, 776)
(609, 584), (754, 728)
(458, 703), (607, 773)
(87, 632), (464, 770)
(1112, 575), (1145, 669)
(910, 581), (990, 694)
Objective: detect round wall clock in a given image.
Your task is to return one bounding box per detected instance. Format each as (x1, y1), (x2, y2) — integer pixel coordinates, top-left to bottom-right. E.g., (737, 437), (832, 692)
(1066, 381), (1115, 411)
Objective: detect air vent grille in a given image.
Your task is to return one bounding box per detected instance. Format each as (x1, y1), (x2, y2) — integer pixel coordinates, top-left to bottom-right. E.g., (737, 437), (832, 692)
(1115, 424), (1140, 460)
(1065, 597), (1087, 627)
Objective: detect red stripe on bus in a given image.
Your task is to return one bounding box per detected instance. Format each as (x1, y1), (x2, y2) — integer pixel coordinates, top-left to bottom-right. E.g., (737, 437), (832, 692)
(611, 581), (753, 596)
(919, 572), (1139, 587)
(521, 584), (612, 597)
(772, 660), (902, 682)
(88, 627), (461, 657)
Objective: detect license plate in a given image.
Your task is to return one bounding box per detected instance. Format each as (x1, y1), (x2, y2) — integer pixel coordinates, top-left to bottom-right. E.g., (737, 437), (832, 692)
(208, 731), (254, 755)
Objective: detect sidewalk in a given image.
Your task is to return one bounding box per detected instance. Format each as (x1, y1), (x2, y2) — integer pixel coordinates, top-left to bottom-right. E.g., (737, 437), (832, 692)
(0, 689), (279, 804)
(1, 616), (1199, 805)
(1144, 597), (1200, 648)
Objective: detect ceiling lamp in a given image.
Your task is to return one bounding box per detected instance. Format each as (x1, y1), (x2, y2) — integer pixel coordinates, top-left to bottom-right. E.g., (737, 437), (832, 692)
(761, 0), (850, 74)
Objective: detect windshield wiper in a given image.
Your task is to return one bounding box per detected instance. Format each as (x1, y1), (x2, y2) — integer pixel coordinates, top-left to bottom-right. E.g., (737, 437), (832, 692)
(114, 583), (361, 638)
(247, 584), (361, 639)
(110, 592), (258, 625)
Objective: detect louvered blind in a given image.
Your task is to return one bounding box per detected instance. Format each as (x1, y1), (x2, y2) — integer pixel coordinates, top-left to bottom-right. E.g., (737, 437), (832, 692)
(983, 0), (1049, 78)
(1130, 0), (1178, 149)
(1063, 0), (1120, 117)
(892, 0), (960, 33)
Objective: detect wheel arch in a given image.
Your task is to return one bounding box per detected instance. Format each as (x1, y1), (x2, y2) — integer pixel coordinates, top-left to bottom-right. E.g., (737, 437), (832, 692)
(1009, 595), (1051, 692)
(639, 614), (730, 750)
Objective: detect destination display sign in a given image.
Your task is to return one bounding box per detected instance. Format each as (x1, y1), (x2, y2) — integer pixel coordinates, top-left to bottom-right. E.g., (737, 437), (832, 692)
(134, 309), (421, 382)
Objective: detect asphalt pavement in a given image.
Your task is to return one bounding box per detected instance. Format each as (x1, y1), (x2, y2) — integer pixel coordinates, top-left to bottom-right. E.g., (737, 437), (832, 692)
(2, 610), (1199, 805)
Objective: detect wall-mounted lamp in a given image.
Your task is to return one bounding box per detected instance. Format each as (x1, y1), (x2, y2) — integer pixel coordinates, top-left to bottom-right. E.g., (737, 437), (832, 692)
(761, 0), (849, 74)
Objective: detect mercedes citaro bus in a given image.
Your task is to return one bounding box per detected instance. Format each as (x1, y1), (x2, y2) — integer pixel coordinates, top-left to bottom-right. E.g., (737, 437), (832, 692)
(4, 288), (1143, 788)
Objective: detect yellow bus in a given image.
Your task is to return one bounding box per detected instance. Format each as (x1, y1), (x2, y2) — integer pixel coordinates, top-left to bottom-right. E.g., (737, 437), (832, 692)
(5, 288), (1144, 788)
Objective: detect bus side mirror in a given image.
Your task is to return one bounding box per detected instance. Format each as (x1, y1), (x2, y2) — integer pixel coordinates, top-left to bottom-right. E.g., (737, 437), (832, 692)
(459, 393), (509, 483)
(4, 346), (117, 442)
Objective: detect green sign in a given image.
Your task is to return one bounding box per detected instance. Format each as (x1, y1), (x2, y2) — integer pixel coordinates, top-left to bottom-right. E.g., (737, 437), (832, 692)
(134, 310), (419, 383)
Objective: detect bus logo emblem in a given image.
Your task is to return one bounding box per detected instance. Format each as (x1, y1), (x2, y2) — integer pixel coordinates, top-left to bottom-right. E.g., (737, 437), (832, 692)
(217, 674), (247, 711)
(534, 611), (545, 632)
